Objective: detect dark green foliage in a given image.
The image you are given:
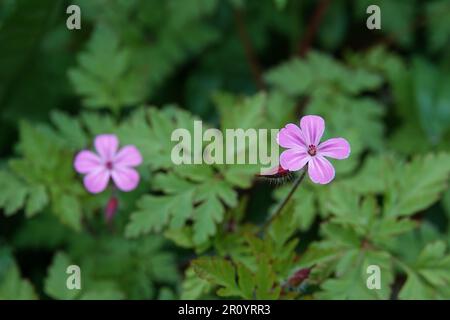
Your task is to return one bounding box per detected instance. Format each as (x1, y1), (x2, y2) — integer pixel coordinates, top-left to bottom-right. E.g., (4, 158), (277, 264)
(0, 0), (449, 300)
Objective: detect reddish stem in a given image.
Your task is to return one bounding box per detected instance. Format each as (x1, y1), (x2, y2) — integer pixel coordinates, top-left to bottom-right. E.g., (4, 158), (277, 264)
(234, 9), (266, 90)
(298, 0), (332, 57)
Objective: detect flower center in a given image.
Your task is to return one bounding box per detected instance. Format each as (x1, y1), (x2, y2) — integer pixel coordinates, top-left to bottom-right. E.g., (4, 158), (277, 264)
(105, 161), (114, 170)
(307, 144), (317, 156)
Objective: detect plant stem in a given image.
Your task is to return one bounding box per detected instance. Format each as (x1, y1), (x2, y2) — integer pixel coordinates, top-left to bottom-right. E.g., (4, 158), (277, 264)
(298, 0), (331, 57)
(262, 167), (308, 231)
(234, 8), (266, 91)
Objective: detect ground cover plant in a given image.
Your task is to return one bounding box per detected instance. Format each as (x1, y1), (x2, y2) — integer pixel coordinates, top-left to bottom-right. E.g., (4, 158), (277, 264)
(0, 0), (450, 300)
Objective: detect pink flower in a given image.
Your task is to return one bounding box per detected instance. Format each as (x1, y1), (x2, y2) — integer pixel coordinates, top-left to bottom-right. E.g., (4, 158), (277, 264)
(74, 134), (143, 194)
(277, 115), (350, 184)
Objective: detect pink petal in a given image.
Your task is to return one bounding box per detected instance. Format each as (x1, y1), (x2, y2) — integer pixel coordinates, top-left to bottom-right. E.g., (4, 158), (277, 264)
(300, 115), (325, 146)
(74, 150), (102, 174)
(280, 149), (310, 172)
(308, 155), (335, 184)
(84, 169), (110, 194)
(277, 124), (307, 149)
(318, 138), (351, 159)
(111, 167), (140, 192)
(94, 134), (119, 161)
(114, 145), (143, 167)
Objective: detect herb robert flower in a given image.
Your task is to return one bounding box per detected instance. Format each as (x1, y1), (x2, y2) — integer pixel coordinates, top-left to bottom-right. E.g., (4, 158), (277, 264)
(74, 134), (142, 193)
(277, 115), (350, 184)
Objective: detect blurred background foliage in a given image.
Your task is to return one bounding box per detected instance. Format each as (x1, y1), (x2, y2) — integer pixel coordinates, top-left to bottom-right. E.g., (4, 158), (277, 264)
(0, 0), (450, 300)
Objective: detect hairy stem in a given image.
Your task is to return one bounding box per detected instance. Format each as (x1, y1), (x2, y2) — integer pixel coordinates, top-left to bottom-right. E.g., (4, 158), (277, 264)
(262, 167), (308, 231)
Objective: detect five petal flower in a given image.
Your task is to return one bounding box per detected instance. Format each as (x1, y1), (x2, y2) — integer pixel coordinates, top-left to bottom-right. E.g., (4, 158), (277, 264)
(74, 134), (143, 194)
(277, 115), (350, 184)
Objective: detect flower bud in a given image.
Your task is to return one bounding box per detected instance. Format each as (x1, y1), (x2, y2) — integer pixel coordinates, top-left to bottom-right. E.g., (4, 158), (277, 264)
(105, 196), (119, 222)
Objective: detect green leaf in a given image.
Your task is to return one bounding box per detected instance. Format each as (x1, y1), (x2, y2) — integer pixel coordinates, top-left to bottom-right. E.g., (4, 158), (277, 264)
(343, 155), (391, 194)
(50, 111), (88, 150)
(384, 153), (450, 217)
(214, 92), (266, 130)
(265, 51), (382, 96)
(0, 170), (30, 216)
(318, 250), (394, 300)
(0, 249), (37, 299)
(118, 107), (199, 170)
(52, 194), (82, 232)
(398, 272), (436, 299)
(25, 184), (49, 217)
(426, 0), (450, 51)
(0, 170), (49, 218)
(273, 0), (288, 10)
(193, 194), (224, 244)
(307, 94), (384, 152)
(265, 90), (296, 129)
(298, 243), (342, 268)
(399, 241), (450, 299)
(13, 213), (74, 250)
(254, 256), (280, 299)
(126, 156), (242, 244)
(412, 58), (450, 144)
(354, 0), (416, 48)
(1, 121), (86, 227)
(68, 24), (146, 112)
(415, 242), (450, 288)
(168, 0), (219, 25)
(125, 192), (194, 238)
(192, 257), (241, 298)
(237, 263), (254, 299)
(298, 223), (362, 270)
(44, 252), (80, 300)
(191, 257), (274, 300)
(272, 184), (316, 231)
(181, 267), (212, 299)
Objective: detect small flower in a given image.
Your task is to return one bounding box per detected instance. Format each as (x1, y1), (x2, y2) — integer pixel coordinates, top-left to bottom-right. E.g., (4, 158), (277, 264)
(277, 115), (350, 184)
(74, 134), (143, 193)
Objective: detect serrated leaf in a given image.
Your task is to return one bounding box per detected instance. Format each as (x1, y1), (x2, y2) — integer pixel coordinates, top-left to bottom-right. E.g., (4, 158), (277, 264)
(255, 256), (280, 299)
(193, 195), (224, 244)
(318, 250), (393, 300)
(272, 183), (317, 231)
(214, 92), (266, 130)
(125, 193), (193, 238)
(50, 111), (87, 150)
(192, 257), (263, 299)
(181, 267), (212, 299)
(398, 272), (435, 300)
(126, 163), (240, 244)
(52, 194), (82, 232)
(399, 241), (450, 299)
(192, 257), (240, 297)
(384, 153), (450, 217)
(0, 171), (29, 216)
(265, 51), (381, 96)
(68, 24), (146, 111)
(44, 252), (80, 300)
(0, 249), (37, 300)
(25, 184), (48, 217)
